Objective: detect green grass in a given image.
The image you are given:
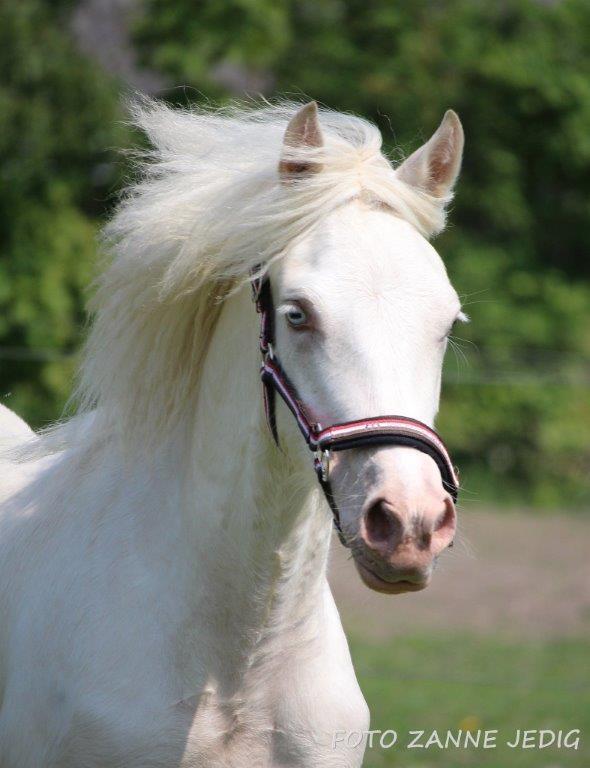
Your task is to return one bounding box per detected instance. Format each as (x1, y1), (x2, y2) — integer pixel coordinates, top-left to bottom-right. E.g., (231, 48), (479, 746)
(349, 633), (589, 768)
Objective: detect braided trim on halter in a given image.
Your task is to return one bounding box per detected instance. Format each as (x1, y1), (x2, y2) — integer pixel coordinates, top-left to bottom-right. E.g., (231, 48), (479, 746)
(251, 270), (459, 544)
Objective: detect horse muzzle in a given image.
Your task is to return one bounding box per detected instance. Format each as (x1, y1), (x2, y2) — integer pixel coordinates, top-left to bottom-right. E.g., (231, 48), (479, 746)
(351, 483), (456, 593)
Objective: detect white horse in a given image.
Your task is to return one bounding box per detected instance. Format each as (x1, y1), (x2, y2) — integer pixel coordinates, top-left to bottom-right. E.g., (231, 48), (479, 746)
(0, 100), (465, 767)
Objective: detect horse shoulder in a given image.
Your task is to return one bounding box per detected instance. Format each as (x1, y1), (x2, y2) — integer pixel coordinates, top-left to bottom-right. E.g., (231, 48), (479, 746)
(0, 463), (185, 767)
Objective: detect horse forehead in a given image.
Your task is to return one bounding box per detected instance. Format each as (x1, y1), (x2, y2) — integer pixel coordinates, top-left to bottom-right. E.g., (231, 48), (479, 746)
(283, 203), (450, 298)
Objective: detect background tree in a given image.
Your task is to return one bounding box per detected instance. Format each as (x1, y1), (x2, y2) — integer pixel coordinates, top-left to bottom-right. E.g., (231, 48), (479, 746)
(0, 0), (126, 425)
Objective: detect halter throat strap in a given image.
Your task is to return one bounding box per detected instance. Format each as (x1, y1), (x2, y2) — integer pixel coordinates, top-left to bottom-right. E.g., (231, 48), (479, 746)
(251, 271), (459, 544)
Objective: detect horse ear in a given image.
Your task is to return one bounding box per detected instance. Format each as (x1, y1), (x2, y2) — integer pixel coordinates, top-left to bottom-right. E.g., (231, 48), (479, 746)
(396, 110), (464, 199)
(279, 101), (324, 178)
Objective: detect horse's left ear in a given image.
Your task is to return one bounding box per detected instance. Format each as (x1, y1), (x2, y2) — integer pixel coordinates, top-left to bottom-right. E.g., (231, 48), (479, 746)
(396, 110), (464, 199)
(279, 101), (324, 178)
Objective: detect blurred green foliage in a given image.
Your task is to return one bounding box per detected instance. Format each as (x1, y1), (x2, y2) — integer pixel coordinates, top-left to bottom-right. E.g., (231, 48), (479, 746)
(0, 0), (125, 425)
(1, 0), (589, 505)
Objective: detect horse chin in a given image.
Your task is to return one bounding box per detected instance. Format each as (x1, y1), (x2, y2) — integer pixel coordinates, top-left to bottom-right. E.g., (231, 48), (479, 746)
(354, 559), (430, 595)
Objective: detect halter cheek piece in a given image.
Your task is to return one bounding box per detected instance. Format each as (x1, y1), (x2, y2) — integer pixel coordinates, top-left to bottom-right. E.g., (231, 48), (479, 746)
(251, 270), (459, 546)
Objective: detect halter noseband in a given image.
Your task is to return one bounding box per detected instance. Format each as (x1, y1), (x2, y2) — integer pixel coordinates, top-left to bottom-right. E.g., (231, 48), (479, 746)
(251, 270), (459, 545)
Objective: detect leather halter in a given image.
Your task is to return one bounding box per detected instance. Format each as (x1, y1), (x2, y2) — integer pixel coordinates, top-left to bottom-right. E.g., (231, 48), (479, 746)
(251, 270), (459, 545)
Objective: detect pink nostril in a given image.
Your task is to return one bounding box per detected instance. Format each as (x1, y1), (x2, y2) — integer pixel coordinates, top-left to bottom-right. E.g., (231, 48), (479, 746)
(363, 500), (403, 549)
(431, 497), (457, 552)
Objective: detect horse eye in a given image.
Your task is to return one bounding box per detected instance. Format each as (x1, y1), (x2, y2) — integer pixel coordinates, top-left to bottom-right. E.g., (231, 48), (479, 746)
(285, 306), (308, 329)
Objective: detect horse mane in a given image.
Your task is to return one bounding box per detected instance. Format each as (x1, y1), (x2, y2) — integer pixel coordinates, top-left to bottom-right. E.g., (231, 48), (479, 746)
(9, 99), (451, 457)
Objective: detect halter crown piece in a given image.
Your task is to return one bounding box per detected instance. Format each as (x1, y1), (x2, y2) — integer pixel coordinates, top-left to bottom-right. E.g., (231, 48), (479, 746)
(251, 269), (460, 546)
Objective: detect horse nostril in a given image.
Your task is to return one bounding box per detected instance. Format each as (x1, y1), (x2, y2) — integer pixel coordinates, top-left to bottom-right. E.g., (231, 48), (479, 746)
(431, 497), (457, 553)
(434, 499), (455, 534)
(363, 500), (403, 547)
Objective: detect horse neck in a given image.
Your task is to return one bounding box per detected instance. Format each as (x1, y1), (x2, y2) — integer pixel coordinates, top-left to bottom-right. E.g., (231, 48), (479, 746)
(170, 285), (333, 674)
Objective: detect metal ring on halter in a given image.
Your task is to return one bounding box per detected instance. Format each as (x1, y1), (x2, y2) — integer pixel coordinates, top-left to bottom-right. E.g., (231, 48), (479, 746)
(314, 448), (331, 482)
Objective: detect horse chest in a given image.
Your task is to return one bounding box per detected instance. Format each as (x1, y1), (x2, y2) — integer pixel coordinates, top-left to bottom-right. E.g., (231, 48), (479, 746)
(173, 690), (278, 768)
(171, 678), (368, 768)
(54, 683), (365, 768)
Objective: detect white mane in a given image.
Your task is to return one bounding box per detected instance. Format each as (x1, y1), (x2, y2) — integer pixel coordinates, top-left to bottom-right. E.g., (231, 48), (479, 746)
(14, 100), (450, 453)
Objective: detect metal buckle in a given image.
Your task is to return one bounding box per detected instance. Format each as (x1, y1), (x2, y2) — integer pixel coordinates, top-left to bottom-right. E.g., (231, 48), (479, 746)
(315, 448), (331, 482)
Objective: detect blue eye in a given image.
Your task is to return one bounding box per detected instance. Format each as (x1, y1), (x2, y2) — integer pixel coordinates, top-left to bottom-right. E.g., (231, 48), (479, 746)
(285, 306), (308, 328)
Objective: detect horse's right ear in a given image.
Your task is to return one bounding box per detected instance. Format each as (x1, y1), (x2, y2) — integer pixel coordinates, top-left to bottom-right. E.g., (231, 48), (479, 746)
(395, 110), (464, 200)
(279, 102), (324, 179)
